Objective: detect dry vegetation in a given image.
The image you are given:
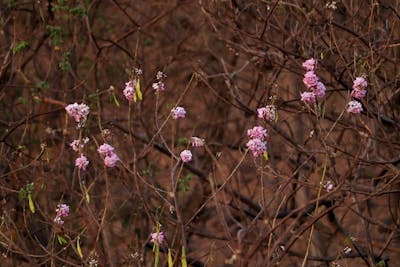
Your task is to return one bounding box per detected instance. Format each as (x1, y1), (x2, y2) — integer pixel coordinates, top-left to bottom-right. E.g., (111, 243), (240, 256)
(1, 0), (400, 266)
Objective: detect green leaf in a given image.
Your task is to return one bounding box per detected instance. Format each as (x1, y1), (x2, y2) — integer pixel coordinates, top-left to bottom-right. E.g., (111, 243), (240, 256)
(112, 93), (120, 108)
(263, 151), (269, 161)
(13, 41), (29, 54)
(77, 237), (83, 258)
(57, 235), (68, 245)
(378, 260), (386, 267)
(168, 249), (173, 267)
(28, 193), (35, 213)
(136, 79), (142, 101)
(181, 246), (187, 267)
(83, 183), (90, 203)
(18, 188), (26, 202)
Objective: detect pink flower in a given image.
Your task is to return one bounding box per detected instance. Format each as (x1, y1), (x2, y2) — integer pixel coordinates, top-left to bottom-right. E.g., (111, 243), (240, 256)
(190, 137), (205, 147)
(246, 138), (267, 157)
(347, 100), (363, 114)
(65, 103), (90, 125)
(75, 154), (89, 171)
(247, 126), (267, 139)
(56, 204), (70, 217)
(97, 143), (115, 157)
(150, 231), (164, 245)
(70, 138), (89, 152)
(123, 80), (136, 101)
(300, 91), (316, 103)
(353, 77), (367, 91)
(303, 71), (319, 89)
(104, 152), (119, 168)
(324, 181), (334, 192)
(54, 203), (69, 224)
(156, 71), (165, 80)
(302, 58), (316, 71)
(314, 82), (326, 99)
(180, 150), (192, 163)
(257, 105), (277, 121)
(54, 216), (64, 225)
(351, 89), (366, 99)
(171, 107), (186, 119)
(153, 81), (165, 92)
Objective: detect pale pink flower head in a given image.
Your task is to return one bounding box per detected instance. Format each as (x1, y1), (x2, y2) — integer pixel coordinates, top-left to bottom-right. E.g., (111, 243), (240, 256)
(314, 82), (326, 99)
(353, 77), (367, 91)
(303, 71), (319, 89)
(300, 91), (316, 104)
(156, 71), (165, 81)
(180, 150), (192, 163)
(351, 89), (366, 99)
(70, 138), (89, 152)
(246, 138), (267, 157)
(65, 103), (90, 126)
(123, 80), (136, 101)
(247, 126), (267, 139)
(75, 154), (89, 171)
(97, 143), (115, 157)
(347, 100), (363, 114)
(171, 107), (186, 119)
(190, 137), (205, 147)
(150, 231), (164, 245)
(302, 58), (316, 71)
(152, 81), (165, 92)
(257, 105), (277, 121)
(54, 216), (64, 225)
(324, 181), (335, 192)
(56, 204), (70, 218)
(104, 152), (119, 168)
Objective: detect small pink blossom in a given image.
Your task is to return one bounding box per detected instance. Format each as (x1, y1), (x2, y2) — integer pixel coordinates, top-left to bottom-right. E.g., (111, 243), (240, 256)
(123, 80), (136, 101)
(314, 82), (326, 99)
(302, 58), (316, 71)
(246, 138), (267, 157)
(70, 138), (89, 152)
(300, 91), (316, 104)
(324, 181), (335, 192)
(257, 105), (277, 121)
(152, 81), (165, 92)
(351, 89), (366, 99)
(54, 203), (69, 225)
(303, 71), (319, 89)
(65, 103), (90, 125)
(150, 231), (164, 245)
(190, 137), (205, 147)
(180, 150), (192, 163)
(347, 100), (363, 114)
(104, 152), (119, 168)
(247, 126), (267, 139)
(156, 71), (165, 80)
(171, 107), (186, 119)
(353, 77), (367, 91)
(75, 154), (89, 171)
(97, 143), (115, 157)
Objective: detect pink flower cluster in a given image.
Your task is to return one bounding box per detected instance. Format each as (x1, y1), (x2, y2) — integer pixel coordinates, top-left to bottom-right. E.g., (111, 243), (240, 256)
(180, 149), (192, 163)
(351, 77), (367, 99)
(190, 136), (205, 147)
(70, 137), (89, 152)
(246, 126), (267, 157)
(257, 105), (277, 121)
(324, 181), (335, 192)
(150, 231), (164, 245)
(347, 100), (363, 114)
(123, 80), (137, 101)
(65, 103), (90, 126)
(98, 143), (120, 167)
(75, 154), (89, 171)
(153, 71), (166, 92)
(54, 204), (69, 225)
(300, 58), (326, 104)
(171, 107), (186, 119)
(347, 77), (367, 114)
